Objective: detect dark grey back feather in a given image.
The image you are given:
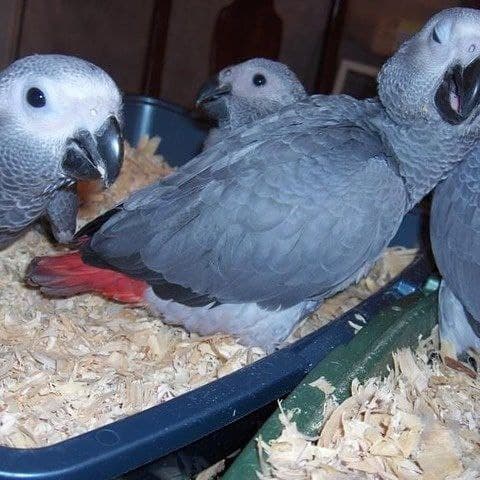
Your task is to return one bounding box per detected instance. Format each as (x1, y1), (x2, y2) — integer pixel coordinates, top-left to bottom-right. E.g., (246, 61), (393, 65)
(85, 96), (407, 309)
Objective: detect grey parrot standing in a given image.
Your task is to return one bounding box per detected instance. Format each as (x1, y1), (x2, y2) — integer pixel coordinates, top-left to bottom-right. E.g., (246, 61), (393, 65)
(27, 8), (480, 352)
(431, 146), (480, 366)
(0, 54), (124, 247)
(195, 58), (306, 148)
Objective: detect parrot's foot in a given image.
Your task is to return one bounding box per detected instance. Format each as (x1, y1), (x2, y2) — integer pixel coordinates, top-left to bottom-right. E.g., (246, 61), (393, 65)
(33, 222), (48, 235)
(52, 229), (74, 244)
(466, 348), (480, 372)
(439, 281), (480, 372)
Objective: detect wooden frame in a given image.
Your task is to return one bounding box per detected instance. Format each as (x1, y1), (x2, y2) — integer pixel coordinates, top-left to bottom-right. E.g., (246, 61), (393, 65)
(142, 0), (173, 97)
(314, 0), (349, 93)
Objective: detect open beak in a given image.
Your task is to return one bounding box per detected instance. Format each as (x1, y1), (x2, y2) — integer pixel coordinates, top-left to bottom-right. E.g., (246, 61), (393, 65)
(435, 56), (480, 124)
(62, 116), (124, 187)
(195, 75), (232, 107)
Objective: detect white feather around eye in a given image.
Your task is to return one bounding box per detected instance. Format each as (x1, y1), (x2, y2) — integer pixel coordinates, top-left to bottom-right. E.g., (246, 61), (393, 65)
(432, 19), (452, 45)
(5, 71), (121, 142)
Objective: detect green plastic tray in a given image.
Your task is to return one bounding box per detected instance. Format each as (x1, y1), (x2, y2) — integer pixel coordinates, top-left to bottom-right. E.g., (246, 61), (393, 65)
(223, 283), (439, 479)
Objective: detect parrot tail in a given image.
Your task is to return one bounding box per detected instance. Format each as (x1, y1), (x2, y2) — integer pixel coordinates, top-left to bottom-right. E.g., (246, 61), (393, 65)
(26, 252), (147, 303)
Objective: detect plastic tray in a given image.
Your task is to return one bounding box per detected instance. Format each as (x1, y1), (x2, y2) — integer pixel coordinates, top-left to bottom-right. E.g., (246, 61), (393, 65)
(0, 98), (434, 480)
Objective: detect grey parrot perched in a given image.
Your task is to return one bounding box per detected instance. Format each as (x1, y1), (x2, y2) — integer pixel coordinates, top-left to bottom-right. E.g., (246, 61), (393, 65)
(195, 58), (306, 148)
(0, 54), (124, 247)
(27, 8), (480, 352)
(431, 147), (480, 366)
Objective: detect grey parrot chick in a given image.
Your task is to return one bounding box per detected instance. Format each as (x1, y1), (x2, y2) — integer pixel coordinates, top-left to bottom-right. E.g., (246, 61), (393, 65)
(0, 54), (124, 247)
(426, 8), (480, 367)
(27, 8), (480, 353)
(431, 147), (480, 367)
(195, 58), (306, 148)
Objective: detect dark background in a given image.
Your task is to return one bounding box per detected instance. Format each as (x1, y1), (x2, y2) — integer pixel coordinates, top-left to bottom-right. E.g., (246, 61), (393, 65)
(0, 0), (477, 106)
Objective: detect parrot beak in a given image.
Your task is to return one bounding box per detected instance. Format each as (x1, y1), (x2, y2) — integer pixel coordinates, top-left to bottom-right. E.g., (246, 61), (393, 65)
(435, 56), (480, 124)
(62, 116), (124, 187)
(195, 75), (232, 107)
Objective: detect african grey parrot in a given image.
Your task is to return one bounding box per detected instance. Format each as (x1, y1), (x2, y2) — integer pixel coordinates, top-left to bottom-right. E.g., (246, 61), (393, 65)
(27, 8), (480, 352)
(431, 146), (480, 365)
(195, 58), (306, 148)
(0, 54), (123, 247)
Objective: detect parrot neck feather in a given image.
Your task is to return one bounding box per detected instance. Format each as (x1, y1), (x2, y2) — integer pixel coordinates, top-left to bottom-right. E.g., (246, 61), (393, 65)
(371, 110), (477, 208)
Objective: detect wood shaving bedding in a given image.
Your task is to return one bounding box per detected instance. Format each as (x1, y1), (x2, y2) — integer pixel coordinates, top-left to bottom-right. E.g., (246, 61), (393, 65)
(0, 137), (417, 448)
(258, 329), (480, 480)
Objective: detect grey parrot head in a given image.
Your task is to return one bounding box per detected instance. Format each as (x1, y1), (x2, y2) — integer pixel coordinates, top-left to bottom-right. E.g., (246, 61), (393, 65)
(379, 8), (480, 130)
(195, 58), (306, 128)
(0, 54), (124, 187)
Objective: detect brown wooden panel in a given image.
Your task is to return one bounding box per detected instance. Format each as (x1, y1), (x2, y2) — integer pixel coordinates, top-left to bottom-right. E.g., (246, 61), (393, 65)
(210, 0), (283, 73)
(0, 0), (23, 69)
(17, 0), (156, 93)
(142, 0), (172, 97)
(315, 0), (348, 94)
(160, 0), (230, 107)
(275, 0), (332, 92)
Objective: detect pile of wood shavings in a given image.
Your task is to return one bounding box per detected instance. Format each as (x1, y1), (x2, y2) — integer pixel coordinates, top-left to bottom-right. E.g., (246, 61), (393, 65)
(258, 330), (480, 480)
(0, 230), (264, 448)
(0, 135), (418, 448)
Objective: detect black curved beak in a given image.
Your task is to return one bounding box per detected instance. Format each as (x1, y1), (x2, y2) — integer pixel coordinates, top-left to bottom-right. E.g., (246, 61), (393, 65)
(62, 116), (124, 187)
(435, 56), (480, 125)
(195, 75), (232, 107)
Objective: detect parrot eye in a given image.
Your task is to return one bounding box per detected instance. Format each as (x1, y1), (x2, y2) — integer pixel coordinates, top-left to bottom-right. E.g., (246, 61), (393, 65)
(26, 87), (46, 108)
(432, 27), (442, 44)
(253, 74), (267, 87)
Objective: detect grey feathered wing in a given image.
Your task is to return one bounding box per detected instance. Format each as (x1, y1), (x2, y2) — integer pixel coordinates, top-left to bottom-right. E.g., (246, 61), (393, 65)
(85, 98), (407, 310)
(0, 149), (53, 247)
(431, 148), (480, 323)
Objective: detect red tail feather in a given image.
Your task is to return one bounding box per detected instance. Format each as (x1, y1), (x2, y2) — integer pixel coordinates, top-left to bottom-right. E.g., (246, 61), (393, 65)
(26, 252), (147, 303)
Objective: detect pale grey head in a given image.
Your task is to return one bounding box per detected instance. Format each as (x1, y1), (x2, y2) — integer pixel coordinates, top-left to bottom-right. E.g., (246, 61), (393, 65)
(195, 58), (306, 129)
(0, 54), (124, 247)
(379, 7), (480, 129)
(374, 8), (480, 207)
(0, 54), (124, 187)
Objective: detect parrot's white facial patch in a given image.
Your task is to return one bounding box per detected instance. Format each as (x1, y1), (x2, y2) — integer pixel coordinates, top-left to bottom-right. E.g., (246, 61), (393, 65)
(20, 76), (119, 140)
(0, 62), (122, 147)
(220, 62), (302, 105)
(427, 16), (480, 68)
(198, 58), (305, 131)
